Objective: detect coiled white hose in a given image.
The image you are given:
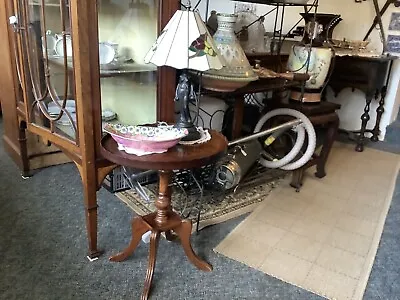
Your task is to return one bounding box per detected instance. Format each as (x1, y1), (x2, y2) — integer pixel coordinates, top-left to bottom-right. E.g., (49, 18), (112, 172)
(254, 108), (316, 171)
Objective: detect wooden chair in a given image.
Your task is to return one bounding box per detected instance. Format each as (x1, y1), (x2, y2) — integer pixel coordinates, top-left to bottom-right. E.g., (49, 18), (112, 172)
(268, 98), (341, 191)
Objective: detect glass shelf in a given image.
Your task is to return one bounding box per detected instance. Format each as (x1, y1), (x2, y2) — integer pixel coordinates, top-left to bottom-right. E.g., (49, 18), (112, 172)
(28, 1), (68, 7)
(97, 0), (159, 127)
(26, 0), (160, 140)
(47, 57), (156, 77)
(100, 64), (156, 77)
(231, 0), (317, 7)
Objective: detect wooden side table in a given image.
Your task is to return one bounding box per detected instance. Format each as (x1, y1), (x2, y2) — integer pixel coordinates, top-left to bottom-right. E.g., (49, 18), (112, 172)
(100, 131), (227, 300)
(203, 78), (301, 139)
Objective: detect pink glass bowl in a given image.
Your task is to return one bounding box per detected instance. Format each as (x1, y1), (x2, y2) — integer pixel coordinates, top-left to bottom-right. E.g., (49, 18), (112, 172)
(103, 123), (188, 154)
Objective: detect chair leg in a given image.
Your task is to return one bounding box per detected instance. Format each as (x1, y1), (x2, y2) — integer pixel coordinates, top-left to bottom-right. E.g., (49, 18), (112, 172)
(315, 116), (339, 178)
(290, 168), (304, 192)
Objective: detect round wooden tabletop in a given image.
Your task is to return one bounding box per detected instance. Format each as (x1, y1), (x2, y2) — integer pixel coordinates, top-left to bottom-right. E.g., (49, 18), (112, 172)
(100, 130), (228, 170)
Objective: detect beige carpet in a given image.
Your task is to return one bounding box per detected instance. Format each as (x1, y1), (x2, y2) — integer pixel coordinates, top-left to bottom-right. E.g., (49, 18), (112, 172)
(215, 143), (400, 300)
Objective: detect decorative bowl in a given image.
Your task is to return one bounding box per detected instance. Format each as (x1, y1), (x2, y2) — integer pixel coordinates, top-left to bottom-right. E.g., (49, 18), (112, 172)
(103, 123), (188, 155)
(200, 73), (257, 92)
(331, 39), (370, 50)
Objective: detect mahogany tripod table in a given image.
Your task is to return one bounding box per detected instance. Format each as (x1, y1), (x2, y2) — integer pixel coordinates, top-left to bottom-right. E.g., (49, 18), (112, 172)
(100, 131), (227, 300)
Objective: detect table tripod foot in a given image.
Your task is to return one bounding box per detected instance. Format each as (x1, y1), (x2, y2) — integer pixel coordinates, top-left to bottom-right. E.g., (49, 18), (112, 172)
(110, 216), (150, 262)
(141, 231), (160, 300)
(174, 220), (212, 272)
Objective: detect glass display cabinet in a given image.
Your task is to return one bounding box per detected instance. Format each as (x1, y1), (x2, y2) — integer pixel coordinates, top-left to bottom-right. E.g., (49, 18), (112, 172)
(0, 0), (179, 258)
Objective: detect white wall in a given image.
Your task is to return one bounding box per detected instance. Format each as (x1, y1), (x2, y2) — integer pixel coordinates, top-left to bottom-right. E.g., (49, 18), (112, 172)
(196, 0), (400, 139)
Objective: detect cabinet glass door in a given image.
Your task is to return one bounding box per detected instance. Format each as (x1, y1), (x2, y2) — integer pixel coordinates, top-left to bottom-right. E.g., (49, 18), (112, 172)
(97, 0), (158, 128)
(19, 0), (78, 142)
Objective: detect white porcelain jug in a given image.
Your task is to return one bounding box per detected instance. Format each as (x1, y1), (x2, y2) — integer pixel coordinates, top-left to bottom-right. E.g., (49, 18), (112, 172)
(54, 33), (72, 57)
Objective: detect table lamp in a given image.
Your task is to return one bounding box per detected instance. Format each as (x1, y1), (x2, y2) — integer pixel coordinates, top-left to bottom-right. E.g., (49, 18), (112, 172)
(144, 8), (225, 141)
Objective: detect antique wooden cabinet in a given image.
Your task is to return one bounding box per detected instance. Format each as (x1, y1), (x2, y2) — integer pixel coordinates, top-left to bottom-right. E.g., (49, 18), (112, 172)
(0, 0), (179, 258)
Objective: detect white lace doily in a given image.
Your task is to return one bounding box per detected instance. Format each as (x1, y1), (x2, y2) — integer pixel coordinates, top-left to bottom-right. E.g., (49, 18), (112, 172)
(117, 144), (168, 156)
(179, 128), (211, 145)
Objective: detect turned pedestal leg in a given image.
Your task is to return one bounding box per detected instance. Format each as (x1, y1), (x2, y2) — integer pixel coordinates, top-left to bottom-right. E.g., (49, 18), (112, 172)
(356, 92), (374, 152)
(110, 170), (211, 300)
(371, 86), (386, 142)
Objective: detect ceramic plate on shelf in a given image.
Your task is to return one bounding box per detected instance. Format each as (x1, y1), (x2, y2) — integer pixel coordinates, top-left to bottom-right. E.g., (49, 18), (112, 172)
(54, 35), (73, 57)
(47, 99), (76, 115)
(55, 113), (77, 126)
(99, 42), (116, 65)
(101, 109), (117, 122)
(42, 31), (57, 55)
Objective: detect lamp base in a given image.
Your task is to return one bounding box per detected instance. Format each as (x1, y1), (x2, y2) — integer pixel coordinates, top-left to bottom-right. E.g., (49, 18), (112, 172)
(175, 72), (201, 142)
(176, 123), (201, 142)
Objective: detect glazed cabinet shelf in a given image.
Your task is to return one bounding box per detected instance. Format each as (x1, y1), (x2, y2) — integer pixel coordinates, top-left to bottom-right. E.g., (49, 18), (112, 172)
(230, 0), (317, 7)
(47, 57), (156, 77)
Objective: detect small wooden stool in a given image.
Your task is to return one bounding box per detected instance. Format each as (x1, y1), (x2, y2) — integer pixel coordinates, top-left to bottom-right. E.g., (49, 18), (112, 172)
(268, 98), (341, 191)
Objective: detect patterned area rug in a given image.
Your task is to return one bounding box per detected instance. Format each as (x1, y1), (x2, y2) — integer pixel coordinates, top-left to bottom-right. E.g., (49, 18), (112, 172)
(116, 168), (286, 231)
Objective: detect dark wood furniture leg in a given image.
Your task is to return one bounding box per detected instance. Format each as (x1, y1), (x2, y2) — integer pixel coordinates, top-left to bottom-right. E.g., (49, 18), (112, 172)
(315, 116), (339, 178)
(232, 96), (245, 139)
(290, 168), (305, 191)
(83, 173), (103, 259)
(289, 112), (339, 191)
(356, 92), (374, 152)
(18, 121), (31, 178)
(109, 170), (212, 300)
(371, 86), (387, 142)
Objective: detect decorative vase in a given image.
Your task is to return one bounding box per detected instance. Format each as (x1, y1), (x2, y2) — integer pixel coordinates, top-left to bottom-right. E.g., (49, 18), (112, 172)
(202, 13), (258, 92)
(286, 13), (339, 102)
(235, 11), (266, 54)
(287, 45), (333, 102)
(300, 13), (342, 46)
